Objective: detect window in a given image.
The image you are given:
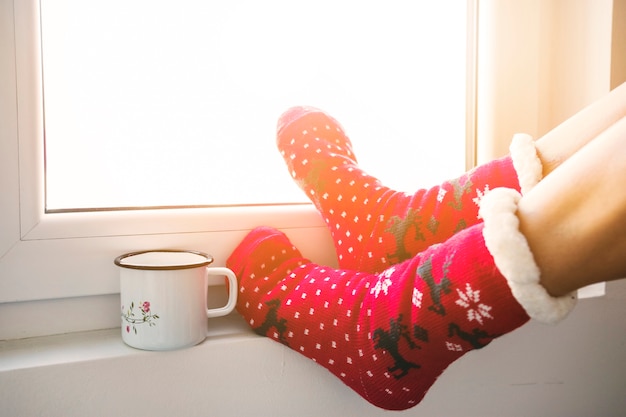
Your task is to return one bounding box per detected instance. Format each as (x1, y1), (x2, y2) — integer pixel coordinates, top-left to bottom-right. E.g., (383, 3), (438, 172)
(41, 0), (468, 211)
(1, 0), (473, 339)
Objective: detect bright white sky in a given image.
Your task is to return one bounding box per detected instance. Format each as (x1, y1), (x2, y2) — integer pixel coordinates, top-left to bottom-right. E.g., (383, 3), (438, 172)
(41, 0), (467, 210)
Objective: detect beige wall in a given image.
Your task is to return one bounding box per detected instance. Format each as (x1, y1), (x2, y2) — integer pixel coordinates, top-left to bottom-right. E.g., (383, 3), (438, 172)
(612, 0), (626, 89)
(476, 0), (616, 163)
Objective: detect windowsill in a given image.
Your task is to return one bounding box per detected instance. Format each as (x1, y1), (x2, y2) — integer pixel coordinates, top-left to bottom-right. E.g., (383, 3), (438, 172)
(0, 284), (608, 373)
(0, 312), (387, 416)
(0, 313), (252, 373)
(1, 285), (607, 374)
(2, 283), (626, 416)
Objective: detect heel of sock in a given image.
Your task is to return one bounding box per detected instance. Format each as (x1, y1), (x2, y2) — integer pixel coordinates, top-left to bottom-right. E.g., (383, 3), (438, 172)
(480, 188), (577, 324)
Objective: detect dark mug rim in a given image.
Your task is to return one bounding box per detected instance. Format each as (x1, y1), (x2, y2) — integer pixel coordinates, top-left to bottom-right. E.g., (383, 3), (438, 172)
(114, 249), (214, 271)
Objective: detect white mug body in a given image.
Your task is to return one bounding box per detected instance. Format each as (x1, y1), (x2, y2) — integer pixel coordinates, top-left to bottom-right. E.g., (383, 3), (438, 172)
(116, 250), (237, 351)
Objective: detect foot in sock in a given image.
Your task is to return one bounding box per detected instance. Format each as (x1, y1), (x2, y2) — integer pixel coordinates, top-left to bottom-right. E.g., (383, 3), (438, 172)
(277, 106), (542, 273)
(227, 189), (575, 410)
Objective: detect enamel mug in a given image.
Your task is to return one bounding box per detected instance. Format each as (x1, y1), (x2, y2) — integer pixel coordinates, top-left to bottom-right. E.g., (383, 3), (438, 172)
(115, 250), (237, 350)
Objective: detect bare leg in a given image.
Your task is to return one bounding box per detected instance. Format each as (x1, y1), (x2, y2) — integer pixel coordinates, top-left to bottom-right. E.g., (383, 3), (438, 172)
(535, 81), (626, 177)
(519, 116), (626, 296)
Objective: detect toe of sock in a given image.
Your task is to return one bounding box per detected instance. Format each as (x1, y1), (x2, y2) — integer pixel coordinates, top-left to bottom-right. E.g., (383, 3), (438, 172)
(277, 106), (323, 136)
(227, 226), (288, 276)
(226, 226), (307, 279)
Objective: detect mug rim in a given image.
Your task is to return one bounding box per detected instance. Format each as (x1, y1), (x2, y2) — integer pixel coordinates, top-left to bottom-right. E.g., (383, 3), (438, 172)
(114, 249), (214, 270)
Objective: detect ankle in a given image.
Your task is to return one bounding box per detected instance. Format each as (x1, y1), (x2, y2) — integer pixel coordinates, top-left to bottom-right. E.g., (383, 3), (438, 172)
(480, 188), (577, 323)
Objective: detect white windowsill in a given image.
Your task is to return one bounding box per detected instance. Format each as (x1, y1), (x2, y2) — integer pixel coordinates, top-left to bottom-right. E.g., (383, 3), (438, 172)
(1, 284), (608, 374)
(0, 313), (251, 373)
(2, 287), (625, 417)
(0, 313), (390, 417)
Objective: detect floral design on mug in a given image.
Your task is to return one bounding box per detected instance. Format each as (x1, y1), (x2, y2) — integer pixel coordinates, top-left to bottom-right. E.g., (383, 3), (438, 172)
(122, 301), (160, 334)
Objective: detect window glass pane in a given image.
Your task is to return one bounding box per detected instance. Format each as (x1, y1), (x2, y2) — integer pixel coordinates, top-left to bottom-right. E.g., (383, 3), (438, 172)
(41, 0), (467, 211)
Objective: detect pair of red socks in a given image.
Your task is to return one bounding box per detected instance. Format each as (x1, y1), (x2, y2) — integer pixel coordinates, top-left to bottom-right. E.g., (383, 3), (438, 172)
(226, 107), (576, 410)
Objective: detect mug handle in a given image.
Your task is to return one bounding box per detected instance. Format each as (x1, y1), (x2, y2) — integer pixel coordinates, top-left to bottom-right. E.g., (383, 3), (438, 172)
(205, 267), (238, 318)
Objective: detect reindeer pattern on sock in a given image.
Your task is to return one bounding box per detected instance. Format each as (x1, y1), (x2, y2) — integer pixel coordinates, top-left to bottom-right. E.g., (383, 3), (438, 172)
(447, 176), (474, 211)
(417, 253), (453, 316)
(381, 174), (477, 267)
(372, 315), (421, 379)
(448, 176), (474, 233)
(448, 323), (500, 349)
(255, 299), (290, 345)
(385, 208), (426, 264)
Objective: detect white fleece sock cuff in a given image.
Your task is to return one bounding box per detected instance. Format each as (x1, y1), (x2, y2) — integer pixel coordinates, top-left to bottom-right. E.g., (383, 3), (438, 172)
(480, 187), (577, 324)
(510, 133), (543, 195)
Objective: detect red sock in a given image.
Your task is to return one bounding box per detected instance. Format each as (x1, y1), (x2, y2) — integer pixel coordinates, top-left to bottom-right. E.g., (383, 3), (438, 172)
(228, 226), (527, 410)
(277, 106), (541, 273)
(227, 189), (577, 410)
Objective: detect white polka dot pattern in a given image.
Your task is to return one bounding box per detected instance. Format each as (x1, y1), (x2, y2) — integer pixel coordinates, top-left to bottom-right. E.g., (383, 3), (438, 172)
(226, 224), (530, 411)
(276, 106), (523, 274)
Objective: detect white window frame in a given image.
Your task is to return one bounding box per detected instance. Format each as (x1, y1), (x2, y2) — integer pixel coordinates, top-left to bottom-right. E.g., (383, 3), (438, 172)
(0, 0), (478, 340)
(0, 0), (333, 339)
